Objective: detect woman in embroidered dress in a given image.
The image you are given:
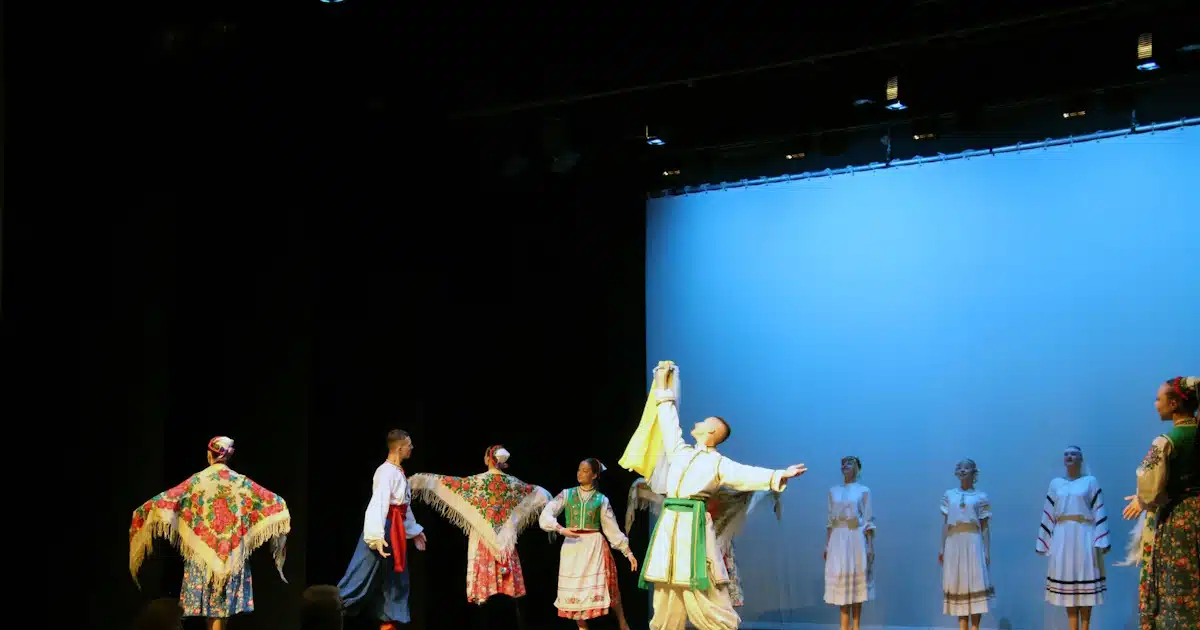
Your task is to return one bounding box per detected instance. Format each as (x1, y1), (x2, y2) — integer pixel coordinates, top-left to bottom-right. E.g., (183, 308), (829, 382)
(939, 458), (993, 630)
(1120, 376), (1198, 630)
(129, 437), (291, 630)
(1035, 445), (1110, 630)
(539, 458), (637, 630)
(823, 456), (875, 630)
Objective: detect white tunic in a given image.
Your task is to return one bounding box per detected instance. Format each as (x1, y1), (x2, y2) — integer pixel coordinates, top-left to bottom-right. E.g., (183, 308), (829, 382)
(1036, 476), (1109, 607)
(363, 462), (423, 544)
(824, 483), (875, 605)
(642, 395), (788, 588)
(941, 488), (994, 616)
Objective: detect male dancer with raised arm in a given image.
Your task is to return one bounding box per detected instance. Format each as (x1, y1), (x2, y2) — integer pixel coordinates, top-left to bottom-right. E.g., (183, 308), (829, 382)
(622, 362), (807, 630)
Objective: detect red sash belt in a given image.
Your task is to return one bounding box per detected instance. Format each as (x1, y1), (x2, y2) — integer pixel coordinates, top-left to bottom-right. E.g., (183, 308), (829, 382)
(388, 504), (408, 573)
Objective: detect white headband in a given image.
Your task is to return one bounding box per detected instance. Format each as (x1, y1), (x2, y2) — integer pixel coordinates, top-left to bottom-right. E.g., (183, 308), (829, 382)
(493, 447), (511, 463)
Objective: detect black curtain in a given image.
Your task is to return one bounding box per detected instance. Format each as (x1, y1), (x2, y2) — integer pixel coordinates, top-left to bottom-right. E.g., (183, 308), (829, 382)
(54, 113), (649, 630)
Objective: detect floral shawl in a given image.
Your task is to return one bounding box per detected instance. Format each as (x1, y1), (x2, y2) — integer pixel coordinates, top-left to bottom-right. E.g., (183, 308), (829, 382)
(129, 464), (290, 587)
(409, 471), (550, 554)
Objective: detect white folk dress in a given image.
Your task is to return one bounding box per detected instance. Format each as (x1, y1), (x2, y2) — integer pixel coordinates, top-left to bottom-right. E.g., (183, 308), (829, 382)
(539, 487), (630, 621)
(824, 482), (875, 606)
(941, 489), (994, 616)
(1035, 476), (1110, 607)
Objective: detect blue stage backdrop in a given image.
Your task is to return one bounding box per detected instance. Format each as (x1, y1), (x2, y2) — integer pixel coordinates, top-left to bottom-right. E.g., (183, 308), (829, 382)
(644, 124), (1199, 630)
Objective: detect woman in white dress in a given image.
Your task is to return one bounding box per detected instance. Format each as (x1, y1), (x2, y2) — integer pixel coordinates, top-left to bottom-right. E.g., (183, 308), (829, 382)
(823, 456), (875, 630)
(939, 458), (994, 630)
(539, 458), (637, 630)
(1036, 446), (1110, 630)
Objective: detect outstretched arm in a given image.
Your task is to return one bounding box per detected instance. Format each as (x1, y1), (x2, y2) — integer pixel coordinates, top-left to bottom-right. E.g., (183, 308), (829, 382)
(717, 457), (797, 493)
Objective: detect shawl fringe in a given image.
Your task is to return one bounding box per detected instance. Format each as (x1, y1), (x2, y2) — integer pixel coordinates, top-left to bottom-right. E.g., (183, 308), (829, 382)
(129, 509), (290, 588)
(409, 473), (550, 555)
(1115, 510), (1147, 567)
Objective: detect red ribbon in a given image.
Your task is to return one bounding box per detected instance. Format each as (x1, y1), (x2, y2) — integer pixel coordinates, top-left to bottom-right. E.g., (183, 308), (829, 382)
(388, 504), (408, 573)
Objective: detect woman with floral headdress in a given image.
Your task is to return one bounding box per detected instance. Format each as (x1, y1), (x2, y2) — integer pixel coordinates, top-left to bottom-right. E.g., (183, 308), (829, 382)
(1035, 445), (1110, 630)
(1119, 376), (1198, 630)
(409, 444), (550, 628)
(129, 437), (291, 630)
(939, 458), (993, 630)
(539, 458), (638, 629)
(824, 456), (875, 630)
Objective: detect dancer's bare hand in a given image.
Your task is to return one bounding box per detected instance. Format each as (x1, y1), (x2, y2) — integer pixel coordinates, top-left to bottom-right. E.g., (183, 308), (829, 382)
(627, 554), (638, 572)
(778, 464), (807, 488)
(414, 532), (427, 551)
(559, 527), (581, 538)
(1122, 495), (1143, 520)
(937, 552), (944, 565)
(369, 539), (391, 558)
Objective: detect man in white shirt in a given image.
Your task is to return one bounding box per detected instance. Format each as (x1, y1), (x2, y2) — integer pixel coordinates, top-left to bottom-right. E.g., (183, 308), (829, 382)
(641, 387), (806, 630)
(337, 429), (428, 630)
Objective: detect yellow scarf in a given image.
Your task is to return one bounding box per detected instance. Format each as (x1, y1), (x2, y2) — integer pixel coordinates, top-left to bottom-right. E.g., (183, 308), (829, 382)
(618, 360), (677, 479)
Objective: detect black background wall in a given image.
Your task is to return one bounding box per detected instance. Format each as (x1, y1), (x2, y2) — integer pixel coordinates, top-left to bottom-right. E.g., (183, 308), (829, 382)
(53, 96), (650, 629)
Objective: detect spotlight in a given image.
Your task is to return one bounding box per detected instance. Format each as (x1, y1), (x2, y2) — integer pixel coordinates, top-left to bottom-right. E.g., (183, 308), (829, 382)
(1137, 33), (1158, 71)
(321, 0), (345, 3)
(785, 152), (806, 160)
(885, 76), (906, 111)
(662, 169), (681, 177)
(645, 125), (665, 146)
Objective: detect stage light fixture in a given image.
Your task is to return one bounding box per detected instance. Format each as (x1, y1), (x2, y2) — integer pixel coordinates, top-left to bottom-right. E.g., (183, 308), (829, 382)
(662, 169), (681, 177)
(885, 76), (906, 111)
(1062, 109), (1086, 119)
(645, 125), (666, 146)
(320, 0), (345, 3)
(1137, 33), (1158, 71)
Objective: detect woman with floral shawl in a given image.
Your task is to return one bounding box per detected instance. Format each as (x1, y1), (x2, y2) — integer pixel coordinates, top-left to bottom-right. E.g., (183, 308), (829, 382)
(129, 437), (290, 630)
(1119, 376), (1198, 630)
(409, 444), (550, 625)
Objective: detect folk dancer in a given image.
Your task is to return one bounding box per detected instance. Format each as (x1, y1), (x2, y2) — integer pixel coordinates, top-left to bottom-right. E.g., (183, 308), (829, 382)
(618, 361), (807, 630)
(129, 437), (290, 630)
(336, 429), (427, 630)
(540, 458), (638, 629)
(1119, 376), (1198, 630)
(1034, 446), (1110, 630)
(409, 445), (551, 629)
(939, 459), (994, 630)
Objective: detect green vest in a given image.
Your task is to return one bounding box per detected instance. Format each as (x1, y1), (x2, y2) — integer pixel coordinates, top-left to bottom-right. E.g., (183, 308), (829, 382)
(563, 487), (604, 530)
(1164, 423), (1197, 499)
